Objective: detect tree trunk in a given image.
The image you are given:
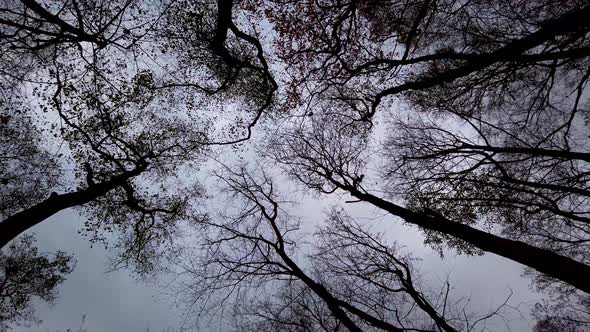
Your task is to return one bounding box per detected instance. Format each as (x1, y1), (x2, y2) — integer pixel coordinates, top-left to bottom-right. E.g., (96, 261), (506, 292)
(372, 4), (590, 114)
(332, 180), (590, 294)
(0, 165), (145, 249)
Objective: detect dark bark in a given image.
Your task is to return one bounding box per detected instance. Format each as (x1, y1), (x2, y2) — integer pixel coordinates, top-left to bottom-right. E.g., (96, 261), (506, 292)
(275, 248), (367, 332)
(347, 47), (590, 74)
(369, 4), (590, 118)
(0, 164), (146, 248)
(19, 0), (107, 46)
(411, 144), (590, 163)
(212, 0), (238, 66)
(328, 178), (590, 294)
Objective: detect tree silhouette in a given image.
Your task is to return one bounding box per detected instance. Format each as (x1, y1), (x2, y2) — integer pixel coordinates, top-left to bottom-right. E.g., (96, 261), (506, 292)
(0, 234), (74, 331)
(173, 166), (512, 331)
(0, 0), (276, 272)
(250, 0), (590, 327)
(2, 0), (590, 330)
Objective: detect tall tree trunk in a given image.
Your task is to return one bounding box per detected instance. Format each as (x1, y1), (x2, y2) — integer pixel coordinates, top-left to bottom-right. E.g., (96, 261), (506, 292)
(329, 178), (590, 294)
(0, 165), (146, 249)
(370, 4), (590, 117)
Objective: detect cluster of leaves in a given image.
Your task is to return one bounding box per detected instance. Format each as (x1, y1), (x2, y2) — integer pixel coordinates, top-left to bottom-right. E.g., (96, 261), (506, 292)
(0, 108), (60, 219)
(0, 235), (74, 331)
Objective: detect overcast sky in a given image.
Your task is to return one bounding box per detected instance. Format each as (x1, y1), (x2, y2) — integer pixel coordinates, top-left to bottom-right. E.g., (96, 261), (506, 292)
(11, 178), (544, 332)
(8, 93), (547, 332)
(11, 209), (183, 332)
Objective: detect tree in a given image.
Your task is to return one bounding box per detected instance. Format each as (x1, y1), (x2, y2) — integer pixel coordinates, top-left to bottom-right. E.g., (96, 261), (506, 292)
(2, 0), (590, 329)
(173, 166), (511, 331)
(0, 0), (277, 271)
(0, 234), (74, 331)
(267, 115), (590, 287)
(0, 0), (280, 327)
(234, 280), (349, 332)
(0, 107), (60, 220)
(240, 0), (590, 325)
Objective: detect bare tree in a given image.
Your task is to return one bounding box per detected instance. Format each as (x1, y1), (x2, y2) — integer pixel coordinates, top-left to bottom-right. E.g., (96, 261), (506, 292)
(173, 166), (511, 331)
(234, 280), (348, 332)
(265, 116), (590, 292)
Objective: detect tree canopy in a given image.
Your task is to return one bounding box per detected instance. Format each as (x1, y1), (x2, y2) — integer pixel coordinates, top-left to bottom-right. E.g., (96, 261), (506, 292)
(1, 0), (589, 330)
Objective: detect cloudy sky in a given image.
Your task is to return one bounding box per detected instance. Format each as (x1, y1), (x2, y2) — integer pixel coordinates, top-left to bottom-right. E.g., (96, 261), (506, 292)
(11, 170), (544, 332)
(4, 1), (589, 331)
(4, 88), (548, 332)
(12, 209), (182, 332)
